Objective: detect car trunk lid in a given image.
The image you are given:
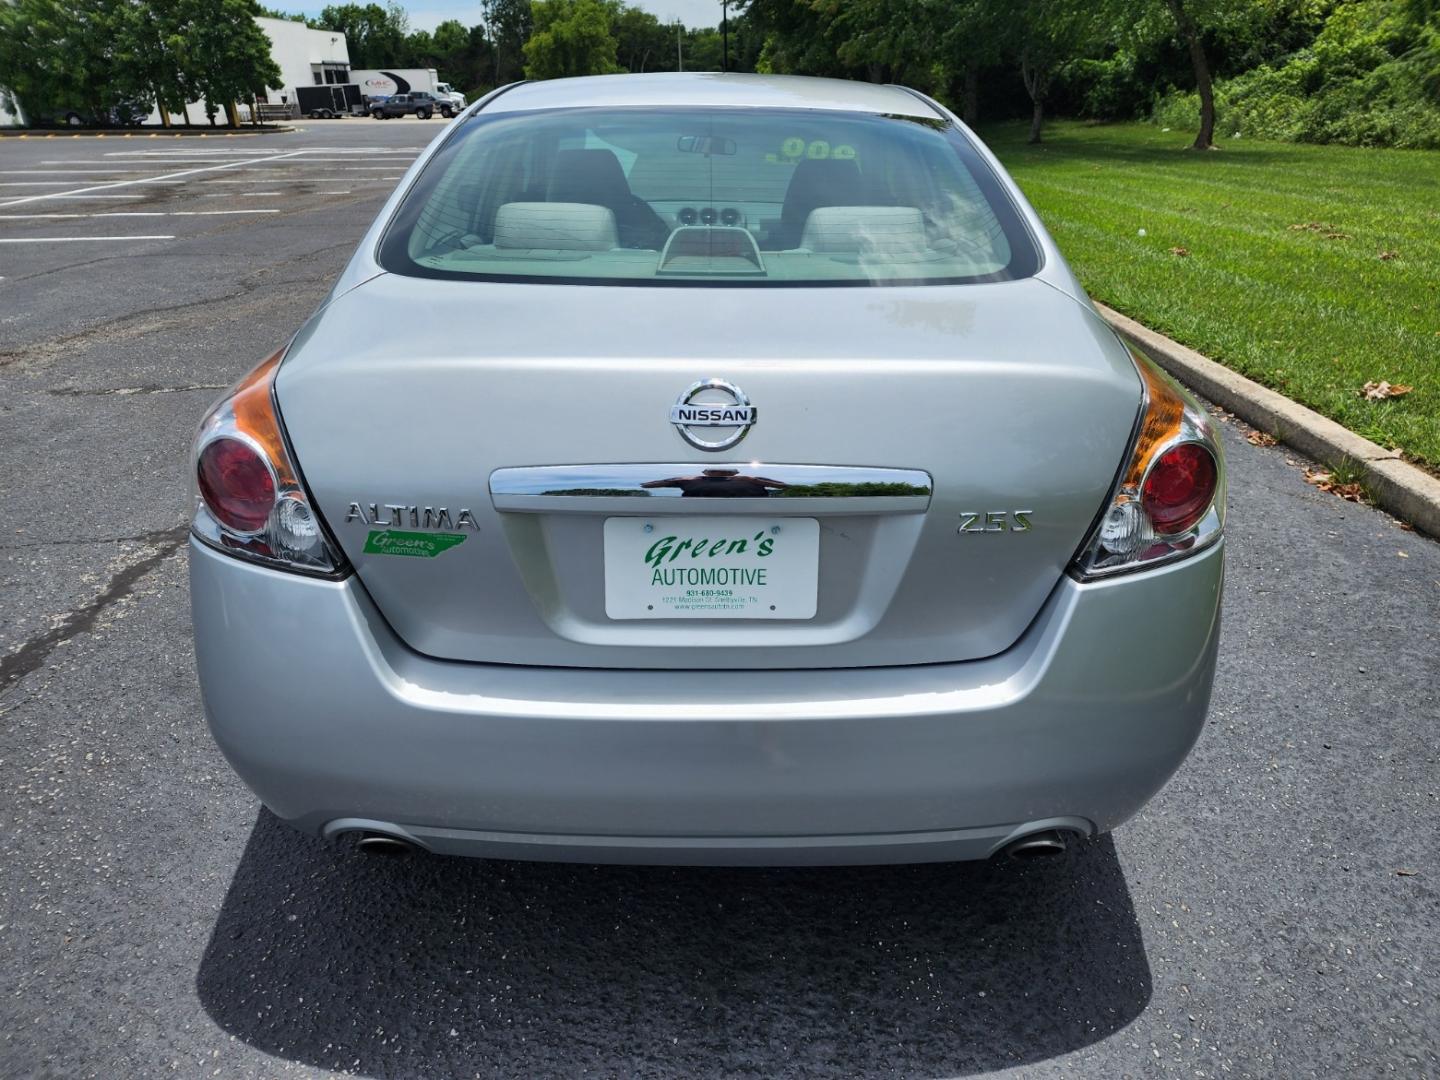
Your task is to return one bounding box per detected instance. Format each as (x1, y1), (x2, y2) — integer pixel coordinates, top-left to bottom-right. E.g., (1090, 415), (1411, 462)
(276, 273), (1138, 668)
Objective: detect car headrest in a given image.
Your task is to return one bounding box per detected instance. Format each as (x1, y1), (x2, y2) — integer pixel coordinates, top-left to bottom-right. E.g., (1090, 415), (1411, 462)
(780, 158), (864, 229)
(799, 206), (928, 254)
(548, 149), (632, 205)
(493, 202), (619, 251)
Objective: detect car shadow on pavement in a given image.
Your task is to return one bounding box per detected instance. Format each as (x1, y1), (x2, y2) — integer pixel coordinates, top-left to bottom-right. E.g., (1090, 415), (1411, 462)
(197, 810), (1151, 1078)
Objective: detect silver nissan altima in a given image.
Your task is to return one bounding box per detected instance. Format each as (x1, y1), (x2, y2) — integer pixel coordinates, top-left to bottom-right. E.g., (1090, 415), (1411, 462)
(189, 73), (1224, 865)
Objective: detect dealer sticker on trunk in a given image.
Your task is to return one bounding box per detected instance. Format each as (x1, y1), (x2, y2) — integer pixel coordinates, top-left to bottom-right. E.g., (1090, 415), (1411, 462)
(363, 530), (467, 558)
(603, 516), (819, 620)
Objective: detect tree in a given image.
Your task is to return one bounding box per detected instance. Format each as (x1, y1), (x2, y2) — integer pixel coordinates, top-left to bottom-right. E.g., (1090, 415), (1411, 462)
(0, 0), (121, 122)
(110, 0), (190, 125)
(683, 26), (726, 71)
(1401, 0), (1439, 96)
(1164, 0), (1218, 147)
(810, 0), (941, 85)
(182, 0), (283, 124)
(1113, 0), (1254, 148)
(739, 0), (858, 77)
(938, 0), (1009, 125)
(1008, 0), (1107, 143)
(432, 18), (470, 63)
(316, 2), (410, 67)
(524, 0), (622, 79)
(482, 0), (533, 84)
(611, 3), (671, 72)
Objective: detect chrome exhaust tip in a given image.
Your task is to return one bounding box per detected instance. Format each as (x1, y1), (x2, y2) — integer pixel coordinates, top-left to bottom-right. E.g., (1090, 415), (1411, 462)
(354, 832), (421, 856)
(998, 829), (1069, 860)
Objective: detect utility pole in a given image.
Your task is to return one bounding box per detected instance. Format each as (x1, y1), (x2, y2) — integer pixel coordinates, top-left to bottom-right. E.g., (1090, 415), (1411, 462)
(676, 22), (683, 71)
(722, 1), (728, 72)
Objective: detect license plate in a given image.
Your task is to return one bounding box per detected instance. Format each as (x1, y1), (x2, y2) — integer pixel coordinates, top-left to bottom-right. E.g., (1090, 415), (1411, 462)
(603, 516), (819, 620)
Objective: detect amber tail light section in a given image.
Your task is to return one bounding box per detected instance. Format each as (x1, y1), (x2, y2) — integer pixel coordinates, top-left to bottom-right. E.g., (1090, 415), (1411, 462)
(1072, 348), (1225, 579)
(189, 348), (348, 577)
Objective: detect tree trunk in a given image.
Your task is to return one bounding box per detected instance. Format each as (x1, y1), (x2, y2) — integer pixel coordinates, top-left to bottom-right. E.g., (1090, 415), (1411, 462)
(1165, 0), (1216, 149)
(1020, 53), (1048, 144)
(962, 68), (979, 128)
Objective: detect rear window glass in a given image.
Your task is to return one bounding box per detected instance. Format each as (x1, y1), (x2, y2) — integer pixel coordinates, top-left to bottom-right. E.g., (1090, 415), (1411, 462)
(379, 106), (1039, 287)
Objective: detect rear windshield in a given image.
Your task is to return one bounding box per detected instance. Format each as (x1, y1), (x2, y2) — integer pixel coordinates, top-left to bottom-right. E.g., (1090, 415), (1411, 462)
(379, 106), (1039, 287)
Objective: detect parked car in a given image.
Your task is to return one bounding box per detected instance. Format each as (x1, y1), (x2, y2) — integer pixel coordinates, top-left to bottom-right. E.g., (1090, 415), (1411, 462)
(34, 100), (148, 128)
(189, 73), (1225, 867)
(368, 91), (449, 119)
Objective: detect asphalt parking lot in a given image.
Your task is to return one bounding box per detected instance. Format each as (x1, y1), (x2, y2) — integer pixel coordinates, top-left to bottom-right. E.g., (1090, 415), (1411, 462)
(2, 119), (1438, 1079)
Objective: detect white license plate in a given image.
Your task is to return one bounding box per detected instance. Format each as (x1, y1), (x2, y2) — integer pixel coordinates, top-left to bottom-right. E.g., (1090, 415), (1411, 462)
(603, 516), (819, 620)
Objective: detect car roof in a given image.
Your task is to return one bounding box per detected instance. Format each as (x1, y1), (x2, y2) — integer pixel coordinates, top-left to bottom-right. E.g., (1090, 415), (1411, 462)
(482, 73), (943, 119)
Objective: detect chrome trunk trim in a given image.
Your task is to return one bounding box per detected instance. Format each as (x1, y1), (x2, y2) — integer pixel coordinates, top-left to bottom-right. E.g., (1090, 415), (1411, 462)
(489, 464), (932, 515)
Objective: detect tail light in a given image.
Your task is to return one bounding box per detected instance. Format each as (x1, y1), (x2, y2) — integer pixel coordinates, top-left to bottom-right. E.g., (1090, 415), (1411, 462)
(1072, 348), (1225, 579)
(189, 348), (348, 577)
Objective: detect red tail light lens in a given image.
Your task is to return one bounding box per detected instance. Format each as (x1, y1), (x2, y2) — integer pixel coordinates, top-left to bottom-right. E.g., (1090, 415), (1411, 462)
(1142, 443), (1218, 536)
(196, 436), (276, 534)
(1072, 347), (1225, 579)
(190, 347), (346, 577)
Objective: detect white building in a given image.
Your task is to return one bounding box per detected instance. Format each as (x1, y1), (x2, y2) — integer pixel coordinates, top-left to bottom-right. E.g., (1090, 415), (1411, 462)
(256, 16), (352, 106)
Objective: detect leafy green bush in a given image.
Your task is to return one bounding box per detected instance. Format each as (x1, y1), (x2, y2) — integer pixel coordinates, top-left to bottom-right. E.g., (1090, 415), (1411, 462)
(1150, 0), (1440, 148)
(1061, 53), (1149, 121)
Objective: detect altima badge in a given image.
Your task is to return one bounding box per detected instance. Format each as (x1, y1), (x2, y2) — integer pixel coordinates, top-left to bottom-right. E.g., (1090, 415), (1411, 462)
(669, 379), (756, 452)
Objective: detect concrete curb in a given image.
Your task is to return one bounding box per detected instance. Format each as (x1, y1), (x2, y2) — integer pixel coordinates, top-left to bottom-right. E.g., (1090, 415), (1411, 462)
(1098, 302), (1440, 538)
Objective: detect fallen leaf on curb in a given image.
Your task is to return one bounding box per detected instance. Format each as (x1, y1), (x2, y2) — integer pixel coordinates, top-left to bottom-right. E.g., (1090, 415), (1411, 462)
(1378, 250), (1399, 261)
(1246, 431), (1278, 447)
(1169, 246), (1190, 257)
(1360, 380), (1413, 400)
(1396, 869), (1417, 876)
(1304, 468), (1367, 502)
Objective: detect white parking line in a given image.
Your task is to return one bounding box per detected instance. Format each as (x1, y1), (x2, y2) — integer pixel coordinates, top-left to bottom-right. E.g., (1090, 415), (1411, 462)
(246, 159), (417, 165)
(0, 235), (175, 243)
(0, 212), (163, 218)
(237, 192), (282, 196)
(46, 158), (228, 164)
(0, 210), (280, 219)
(0, 150), (306, 209)
(105, 148), (423, 159)
(0, 169), (152, 174)
(36, 194), (147, 200)
(196, 177), (391, 184)
(0, 180), (184, 187)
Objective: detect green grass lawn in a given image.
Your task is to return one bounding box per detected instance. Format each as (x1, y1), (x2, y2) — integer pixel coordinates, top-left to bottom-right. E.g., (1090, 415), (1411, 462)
(985, 120), (1440, 469)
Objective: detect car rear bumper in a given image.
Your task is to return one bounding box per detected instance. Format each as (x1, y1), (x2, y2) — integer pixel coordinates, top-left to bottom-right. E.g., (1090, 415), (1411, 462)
(189, 537), (1223, 864)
